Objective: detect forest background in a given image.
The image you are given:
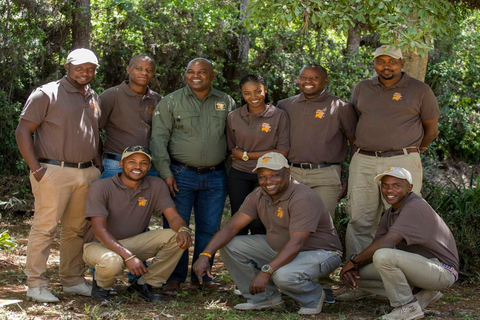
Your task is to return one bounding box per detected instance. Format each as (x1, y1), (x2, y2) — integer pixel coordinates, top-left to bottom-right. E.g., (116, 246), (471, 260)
(0, 1), (480, 318)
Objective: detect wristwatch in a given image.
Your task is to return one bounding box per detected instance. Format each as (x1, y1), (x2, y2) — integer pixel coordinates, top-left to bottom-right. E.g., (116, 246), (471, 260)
(242, 151), (249, 161)
(261, 264), (276, 275)
(349, 254), (361, 267)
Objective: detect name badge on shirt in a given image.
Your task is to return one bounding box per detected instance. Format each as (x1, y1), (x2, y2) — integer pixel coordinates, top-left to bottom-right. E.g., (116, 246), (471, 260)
(215, 102), (226, 111)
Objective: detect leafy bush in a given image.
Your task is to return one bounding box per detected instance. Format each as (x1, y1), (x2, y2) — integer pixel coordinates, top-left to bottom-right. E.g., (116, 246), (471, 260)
(424, 176), (480, 280)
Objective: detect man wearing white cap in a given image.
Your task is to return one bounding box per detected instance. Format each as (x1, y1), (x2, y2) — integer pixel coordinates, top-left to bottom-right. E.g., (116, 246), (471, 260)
(345, 45), (440, 260)
(193, 152), (342, 315)
(339, 167), (459, 320)
(16, 48), (102, 302)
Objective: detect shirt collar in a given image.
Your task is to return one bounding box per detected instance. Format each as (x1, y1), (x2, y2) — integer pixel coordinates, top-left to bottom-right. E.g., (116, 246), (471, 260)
(297, 89), (329, 102)
(120, 81), (155, 98)
(259, 177), (298, 204)
(60, 76), (93, 96)
(239, 103), (275, 118)
(112, 173), (151, 191)
(372, 72), (411, 89)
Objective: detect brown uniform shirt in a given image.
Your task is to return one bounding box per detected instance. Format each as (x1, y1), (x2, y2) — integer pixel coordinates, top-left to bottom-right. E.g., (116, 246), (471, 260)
(20, 77), (101, 163)
(239, 178), (342, 252)
(83, 174), (175, 243)
(100, 81), (162, 154)
(375, 192), (459, 271)
(227, 103), (290, 172)
(278, 91), (357, 164)
(352, 73), (439, 151)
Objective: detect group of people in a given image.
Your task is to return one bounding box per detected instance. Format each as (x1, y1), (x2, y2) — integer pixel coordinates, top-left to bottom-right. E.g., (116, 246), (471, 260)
(15, 44), (459, 319)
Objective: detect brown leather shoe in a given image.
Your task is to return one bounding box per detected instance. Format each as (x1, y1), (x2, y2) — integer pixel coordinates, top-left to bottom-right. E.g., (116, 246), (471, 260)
(162, 280), (182, 295)
(189, 281), (228, 291)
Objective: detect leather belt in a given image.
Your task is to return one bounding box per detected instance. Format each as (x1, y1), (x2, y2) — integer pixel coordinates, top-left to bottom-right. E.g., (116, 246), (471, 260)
(171, 159), (225, 174)
(291, 162), (339, 169)
(103, 152), (122, 161)
(38, 158), (93, 169)
(358, 148), (418, 158)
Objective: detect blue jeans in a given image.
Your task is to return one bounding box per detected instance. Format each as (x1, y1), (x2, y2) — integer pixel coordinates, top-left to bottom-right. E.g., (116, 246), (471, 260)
(101, 156), (159, 179)
(164, 163), (227, 283)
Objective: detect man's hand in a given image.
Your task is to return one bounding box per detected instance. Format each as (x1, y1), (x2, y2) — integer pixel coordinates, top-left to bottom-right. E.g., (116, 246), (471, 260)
(340, 261), (360, 289)
(249, 272), (270, 295)
(338, 179), (348, 200)
(192, 255), (212, 284)
(176, 232), (192, 250)
(163, 177), (179, 197)
(125, 257), (148, 276)
(33, 167), (47, 182)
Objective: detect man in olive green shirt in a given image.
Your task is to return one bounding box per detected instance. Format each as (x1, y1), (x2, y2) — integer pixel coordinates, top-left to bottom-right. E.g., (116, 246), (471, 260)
(150, 58), (235, 293)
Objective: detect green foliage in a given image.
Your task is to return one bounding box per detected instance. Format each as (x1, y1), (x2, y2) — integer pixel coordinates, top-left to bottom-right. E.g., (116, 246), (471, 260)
(0, 230), (16, 251)
(424, 176), (480, 279)
(248, 0), (459, 57)
(426, 11), (480, 162)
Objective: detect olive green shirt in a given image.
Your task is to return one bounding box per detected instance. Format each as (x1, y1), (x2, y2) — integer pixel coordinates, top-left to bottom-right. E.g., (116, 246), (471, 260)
(150, 85), (235, 178)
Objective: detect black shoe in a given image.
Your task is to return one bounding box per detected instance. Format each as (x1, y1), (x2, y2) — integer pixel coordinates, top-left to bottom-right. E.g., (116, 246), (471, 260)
(324, 289), (335, 304)
(127, 279), (163, 302)
(91, 279), (110, 301)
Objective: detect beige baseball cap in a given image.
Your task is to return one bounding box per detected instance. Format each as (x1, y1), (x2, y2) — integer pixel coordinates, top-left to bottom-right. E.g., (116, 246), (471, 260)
(374, 167), (413, 184)
(121, 146), (152, 161)
(252, 152), (289, 172)
(374, 45), (403, 60)
(65, 48), (99, 66)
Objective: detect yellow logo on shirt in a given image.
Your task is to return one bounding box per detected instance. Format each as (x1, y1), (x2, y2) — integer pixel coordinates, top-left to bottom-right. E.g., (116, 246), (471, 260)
(277, 207), (284, 218)
(138, 197), (148, 207)
(93, 103), (98, 111)
(261, 123), (272, 132)
(215, 102), (226, 110)
(315, 109), (325, 119)
(392, 92), (402, 101)
(149, 106), (154, 114)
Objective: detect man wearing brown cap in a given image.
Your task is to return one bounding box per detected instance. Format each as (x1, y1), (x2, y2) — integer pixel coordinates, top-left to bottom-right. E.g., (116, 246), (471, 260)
(16, 48), (103, 302)
(193, 152), (342, 315)
(339, 167), (458, 320)
(83, 146), (192, 302)
(345, 45), (440, 260)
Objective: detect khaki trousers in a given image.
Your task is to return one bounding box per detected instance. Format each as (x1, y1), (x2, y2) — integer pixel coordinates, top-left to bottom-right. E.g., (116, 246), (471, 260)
(356, 249), (455, 307)
(290, 164), (342, 218)
(25, 164), (100, 287)
(83, 229), (184, 289)
(345, 151), (422, 258)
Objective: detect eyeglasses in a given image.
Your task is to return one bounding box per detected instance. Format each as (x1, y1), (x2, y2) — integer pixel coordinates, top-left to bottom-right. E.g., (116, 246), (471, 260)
(374, 59), (401, 66)
(122, 145), (151, 155)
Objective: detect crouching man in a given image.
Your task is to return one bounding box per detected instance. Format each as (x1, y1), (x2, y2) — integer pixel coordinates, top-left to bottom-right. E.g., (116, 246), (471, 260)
(339, 167), (459, 320)
(83, 146), (192, 301)
(193, 152), (342, 315)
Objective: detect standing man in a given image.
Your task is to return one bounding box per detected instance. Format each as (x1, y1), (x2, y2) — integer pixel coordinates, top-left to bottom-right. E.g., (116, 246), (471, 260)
(339, 167), (458, 320)
(150, 58), (235, 294)
(16, 48), (102, 302)
(193, 153), (342, 315)
(277, 64), (357, 217)
(345, 45), (440, 259)
(99, 54), (161, 178)
(83, 146), (192, 302)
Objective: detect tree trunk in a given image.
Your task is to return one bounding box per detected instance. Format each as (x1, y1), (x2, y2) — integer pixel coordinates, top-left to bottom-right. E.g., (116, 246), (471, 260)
(346, 26), (360, 53)
(403, 50), (428, 82)
(72, 0), (91, 49)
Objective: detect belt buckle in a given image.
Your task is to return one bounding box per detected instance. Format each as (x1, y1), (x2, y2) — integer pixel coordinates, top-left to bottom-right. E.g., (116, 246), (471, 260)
(300, 163), (311, 169)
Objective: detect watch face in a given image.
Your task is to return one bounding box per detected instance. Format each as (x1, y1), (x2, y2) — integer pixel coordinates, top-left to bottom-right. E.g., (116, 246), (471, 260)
(261, 265), (271, 272)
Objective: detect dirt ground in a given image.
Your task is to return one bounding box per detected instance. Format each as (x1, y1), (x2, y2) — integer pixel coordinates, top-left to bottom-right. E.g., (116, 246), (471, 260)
(1, 165), (479, 319)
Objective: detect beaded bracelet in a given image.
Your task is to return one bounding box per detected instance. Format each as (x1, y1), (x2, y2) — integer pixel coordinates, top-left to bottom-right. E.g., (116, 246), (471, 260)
(178, 226), (193, 236)
(30, 167), (45, 175)
(199, 252), (212, 258)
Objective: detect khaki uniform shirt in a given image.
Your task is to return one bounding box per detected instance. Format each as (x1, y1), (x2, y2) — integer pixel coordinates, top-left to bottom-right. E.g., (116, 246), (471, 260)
(376, 192), (459, 270)
(227, 103), (290, 172)
(353, 73), (439, 151)
(84, 174), (174, 243)
(278, 91), (357, 164)
(150, 85), (235, 178)
(100, 81), (162, 153)
(20, 77), (101, 163)
(240, 178), (342, 252)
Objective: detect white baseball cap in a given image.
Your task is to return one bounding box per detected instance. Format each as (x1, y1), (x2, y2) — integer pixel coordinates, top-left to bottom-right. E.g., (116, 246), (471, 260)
(374, 167), (413, 184)
(65, 48), (99, 66)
